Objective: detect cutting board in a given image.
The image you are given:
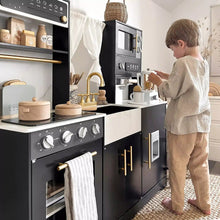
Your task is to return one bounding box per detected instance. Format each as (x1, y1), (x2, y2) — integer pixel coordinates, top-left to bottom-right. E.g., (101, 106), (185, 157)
(0, 85), (36, 119)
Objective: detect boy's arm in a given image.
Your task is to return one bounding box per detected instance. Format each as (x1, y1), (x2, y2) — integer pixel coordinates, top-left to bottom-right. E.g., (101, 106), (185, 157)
(158, 62), (193, 99)
(155, 71), (169, 80)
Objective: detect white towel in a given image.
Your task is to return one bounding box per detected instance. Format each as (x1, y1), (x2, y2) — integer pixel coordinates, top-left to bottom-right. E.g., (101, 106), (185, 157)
(64, 152), (98, 220)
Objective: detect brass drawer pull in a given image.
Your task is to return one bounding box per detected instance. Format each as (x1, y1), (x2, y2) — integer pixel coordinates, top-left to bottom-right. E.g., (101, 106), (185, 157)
(127, 146), (133, 171)
(144, 133), (151, 169)
(121, 149), (127, 176)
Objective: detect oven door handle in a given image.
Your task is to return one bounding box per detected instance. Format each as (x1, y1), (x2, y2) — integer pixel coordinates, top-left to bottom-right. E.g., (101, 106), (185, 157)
(57, 151), (97, 171)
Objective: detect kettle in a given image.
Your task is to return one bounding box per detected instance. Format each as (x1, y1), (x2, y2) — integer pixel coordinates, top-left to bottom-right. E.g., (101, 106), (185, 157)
(137, 70), (156, 90)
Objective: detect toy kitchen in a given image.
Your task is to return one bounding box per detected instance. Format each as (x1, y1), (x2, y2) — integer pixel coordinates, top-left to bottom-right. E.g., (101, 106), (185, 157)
(0, 1), (167, 220)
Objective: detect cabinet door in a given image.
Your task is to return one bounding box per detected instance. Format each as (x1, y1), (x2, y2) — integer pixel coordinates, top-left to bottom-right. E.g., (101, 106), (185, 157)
(103, 133), (141, 220)
(141, 104), (167, 195)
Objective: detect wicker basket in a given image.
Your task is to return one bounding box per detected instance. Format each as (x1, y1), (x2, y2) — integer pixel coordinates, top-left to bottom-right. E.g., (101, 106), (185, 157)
(104, 0), (128, 23)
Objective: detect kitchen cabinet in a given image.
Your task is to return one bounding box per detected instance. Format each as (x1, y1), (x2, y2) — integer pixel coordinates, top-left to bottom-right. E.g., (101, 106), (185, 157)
(141, 104), (167, 195)
(103, 132), (141, 220)
(209, 96), (220, 162)
(0, 2), (70, 109)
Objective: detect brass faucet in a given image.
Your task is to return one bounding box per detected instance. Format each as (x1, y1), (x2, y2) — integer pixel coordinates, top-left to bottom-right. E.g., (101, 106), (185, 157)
(78, 72), (105, 110)
(87, 72), (104, 96)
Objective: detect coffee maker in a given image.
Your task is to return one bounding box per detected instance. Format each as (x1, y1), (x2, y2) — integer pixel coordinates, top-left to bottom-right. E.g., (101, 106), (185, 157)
(100, 20), (142, 103)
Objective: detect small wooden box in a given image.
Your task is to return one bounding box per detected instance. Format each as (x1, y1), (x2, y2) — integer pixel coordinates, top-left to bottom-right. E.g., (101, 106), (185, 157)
(21, 30), (36, 47)
(7, 17), (25, 44)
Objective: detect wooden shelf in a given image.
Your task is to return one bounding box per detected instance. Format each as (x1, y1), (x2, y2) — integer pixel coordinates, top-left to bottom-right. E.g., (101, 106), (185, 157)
(0, 42), (68, 55)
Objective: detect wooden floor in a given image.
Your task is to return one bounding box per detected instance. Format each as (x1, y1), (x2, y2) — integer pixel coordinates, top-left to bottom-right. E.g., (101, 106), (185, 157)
(209, 160), (220, 175)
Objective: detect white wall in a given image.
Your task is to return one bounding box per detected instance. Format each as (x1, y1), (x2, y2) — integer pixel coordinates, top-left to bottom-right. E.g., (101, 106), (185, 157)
(171, 0), (220, 84)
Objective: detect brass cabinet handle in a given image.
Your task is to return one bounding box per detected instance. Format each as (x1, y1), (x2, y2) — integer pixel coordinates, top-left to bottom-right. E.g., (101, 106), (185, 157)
(121, 149), (127, 176)
(127, 146), (133, 171)
(144, 133), (151, 169)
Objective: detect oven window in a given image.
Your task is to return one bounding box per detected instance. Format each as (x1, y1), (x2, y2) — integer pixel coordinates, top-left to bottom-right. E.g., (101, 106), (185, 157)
(118, 30), (132, 51)
(46, 180), (65, 219)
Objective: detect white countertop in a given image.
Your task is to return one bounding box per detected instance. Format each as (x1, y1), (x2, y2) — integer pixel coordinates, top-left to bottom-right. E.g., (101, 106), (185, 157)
(120, 99), (167, 108)
(0, 113), (105, 133)
(0, 99), (166, 133)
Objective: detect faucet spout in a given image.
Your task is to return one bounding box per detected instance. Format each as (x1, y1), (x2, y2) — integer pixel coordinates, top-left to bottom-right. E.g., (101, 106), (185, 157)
(87, 72), (104, 95)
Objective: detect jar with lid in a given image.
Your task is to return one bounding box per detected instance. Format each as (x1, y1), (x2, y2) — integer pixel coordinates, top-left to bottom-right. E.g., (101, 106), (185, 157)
(0, 29), (11, 43)
(36, 24), (47, 48)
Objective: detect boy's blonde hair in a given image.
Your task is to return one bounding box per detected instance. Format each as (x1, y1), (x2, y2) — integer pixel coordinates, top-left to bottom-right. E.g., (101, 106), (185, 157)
(165, 19), (201, 48)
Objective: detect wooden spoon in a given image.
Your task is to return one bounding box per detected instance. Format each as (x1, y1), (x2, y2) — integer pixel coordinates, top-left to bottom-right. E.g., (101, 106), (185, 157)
(70, 73), (73, 85)
(74, 74), (80, 84)
(75, 72), (84, 84)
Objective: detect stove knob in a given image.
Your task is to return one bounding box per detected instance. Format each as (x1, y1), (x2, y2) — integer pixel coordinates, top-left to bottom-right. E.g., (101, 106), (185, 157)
(60, 15), (67, 23)
(78, 127), (88, 139)
(92, 123), (100, 135)
(62, 130), (73, 144)
(42, 135), (54, 149)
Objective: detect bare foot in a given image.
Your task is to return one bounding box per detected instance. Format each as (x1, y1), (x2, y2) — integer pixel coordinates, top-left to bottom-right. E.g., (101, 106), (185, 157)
(161, 198), (183, 215)
(188, 199), (211, 215)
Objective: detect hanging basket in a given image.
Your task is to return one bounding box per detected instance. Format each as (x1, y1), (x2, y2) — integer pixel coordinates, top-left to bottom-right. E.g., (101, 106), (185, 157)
(104, 0), (128, 23)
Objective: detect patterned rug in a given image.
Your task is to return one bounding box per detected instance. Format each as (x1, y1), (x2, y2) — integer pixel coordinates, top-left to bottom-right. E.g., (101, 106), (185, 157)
(133, 173), (220, 220)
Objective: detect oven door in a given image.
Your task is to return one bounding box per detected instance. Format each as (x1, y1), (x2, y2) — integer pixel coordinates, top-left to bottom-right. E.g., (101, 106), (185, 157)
(31, 139), (102, 220)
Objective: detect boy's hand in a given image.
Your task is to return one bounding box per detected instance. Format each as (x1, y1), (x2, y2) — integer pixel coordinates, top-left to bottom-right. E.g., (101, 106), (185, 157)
(155, 70), (169, 80)
(148, 73), (162, 87)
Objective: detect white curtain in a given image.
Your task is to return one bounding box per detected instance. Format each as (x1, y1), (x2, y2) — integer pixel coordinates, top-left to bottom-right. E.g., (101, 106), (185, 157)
(83, 17), (106, 75)
(70, 11), (87, 73)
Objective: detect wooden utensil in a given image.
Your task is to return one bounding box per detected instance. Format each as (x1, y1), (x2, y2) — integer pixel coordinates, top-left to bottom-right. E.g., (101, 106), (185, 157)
(77, 72), (84, 84)
(74, 74), (80, 84)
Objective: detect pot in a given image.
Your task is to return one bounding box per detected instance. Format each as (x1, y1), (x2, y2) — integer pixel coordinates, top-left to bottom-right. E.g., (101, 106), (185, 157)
(19, 97), (50, 121)
(55, 101), (82, 116)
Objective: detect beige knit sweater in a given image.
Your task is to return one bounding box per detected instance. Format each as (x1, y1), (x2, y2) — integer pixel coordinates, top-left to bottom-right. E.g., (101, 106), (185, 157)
(158, 55), (211, 135)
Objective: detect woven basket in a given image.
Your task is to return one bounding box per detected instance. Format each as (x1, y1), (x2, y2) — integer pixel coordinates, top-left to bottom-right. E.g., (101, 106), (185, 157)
(104, 0), (128, 23)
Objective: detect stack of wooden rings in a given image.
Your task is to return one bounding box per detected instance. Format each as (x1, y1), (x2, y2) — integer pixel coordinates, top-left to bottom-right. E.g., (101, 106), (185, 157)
(97, 90), (108, 105)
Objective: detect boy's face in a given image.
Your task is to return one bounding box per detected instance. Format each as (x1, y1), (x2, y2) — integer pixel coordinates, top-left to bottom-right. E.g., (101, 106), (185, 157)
(169, 40), (186, 59)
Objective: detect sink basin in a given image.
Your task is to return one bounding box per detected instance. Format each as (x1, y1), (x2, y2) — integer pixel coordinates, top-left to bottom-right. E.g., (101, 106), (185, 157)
(94, 105), (136, 115)
(91, 105), (141, 145)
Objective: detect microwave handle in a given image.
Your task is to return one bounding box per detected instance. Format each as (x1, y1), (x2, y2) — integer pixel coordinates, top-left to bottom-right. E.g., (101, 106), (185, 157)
(133, 34), (138, 52)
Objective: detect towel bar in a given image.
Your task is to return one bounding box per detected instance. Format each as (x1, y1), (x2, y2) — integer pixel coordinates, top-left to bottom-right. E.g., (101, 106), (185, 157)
(57, 151), (97, 171)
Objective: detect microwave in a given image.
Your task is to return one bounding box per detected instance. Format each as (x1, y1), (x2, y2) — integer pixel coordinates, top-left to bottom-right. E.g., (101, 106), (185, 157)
(115, 21), (142, 59)
(100, 21), (142, 103)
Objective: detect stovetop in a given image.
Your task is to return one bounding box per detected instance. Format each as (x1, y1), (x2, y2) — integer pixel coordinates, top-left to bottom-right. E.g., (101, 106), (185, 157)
(1, 112), (96, 126)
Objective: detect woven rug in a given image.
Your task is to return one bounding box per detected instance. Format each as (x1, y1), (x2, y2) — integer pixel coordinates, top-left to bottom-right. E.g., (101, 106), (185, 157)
(133, 173), (220, 220)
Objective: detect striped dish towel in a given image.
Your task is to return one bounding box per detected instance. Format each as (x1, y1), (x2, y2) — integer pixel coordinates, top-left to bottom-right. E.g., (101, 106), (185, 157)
(64, 152), (98, 220)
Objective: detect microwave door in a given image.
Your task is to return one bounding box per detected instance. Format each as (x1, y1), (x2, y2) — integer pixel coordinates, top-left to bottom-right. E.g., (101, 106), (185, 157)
(117, 30), (135, 57)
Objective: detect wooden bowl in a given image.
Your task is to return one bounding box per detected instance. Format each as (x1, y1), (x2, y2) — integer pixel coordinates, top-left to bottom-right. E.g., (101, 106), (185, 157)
(19, 97), (50, 121)
(55, 101), (82, 116)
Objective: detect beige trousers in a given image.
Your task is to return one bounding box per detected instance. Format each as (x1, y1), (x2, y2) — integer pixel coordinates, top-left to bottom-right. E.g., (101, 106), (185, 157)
(167, 132), (210, 213)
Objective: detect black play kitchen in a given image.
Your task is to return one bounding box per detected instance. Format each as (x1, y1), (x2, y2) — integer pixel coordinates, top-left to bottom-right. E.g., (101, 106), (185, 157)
(0, 1), (167, 220)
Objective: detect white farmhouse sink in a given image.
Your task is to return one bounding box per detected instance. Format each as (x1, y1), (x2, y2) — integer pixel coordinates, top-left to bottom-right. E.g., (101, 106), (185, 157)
(94, 105), (141, 145)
